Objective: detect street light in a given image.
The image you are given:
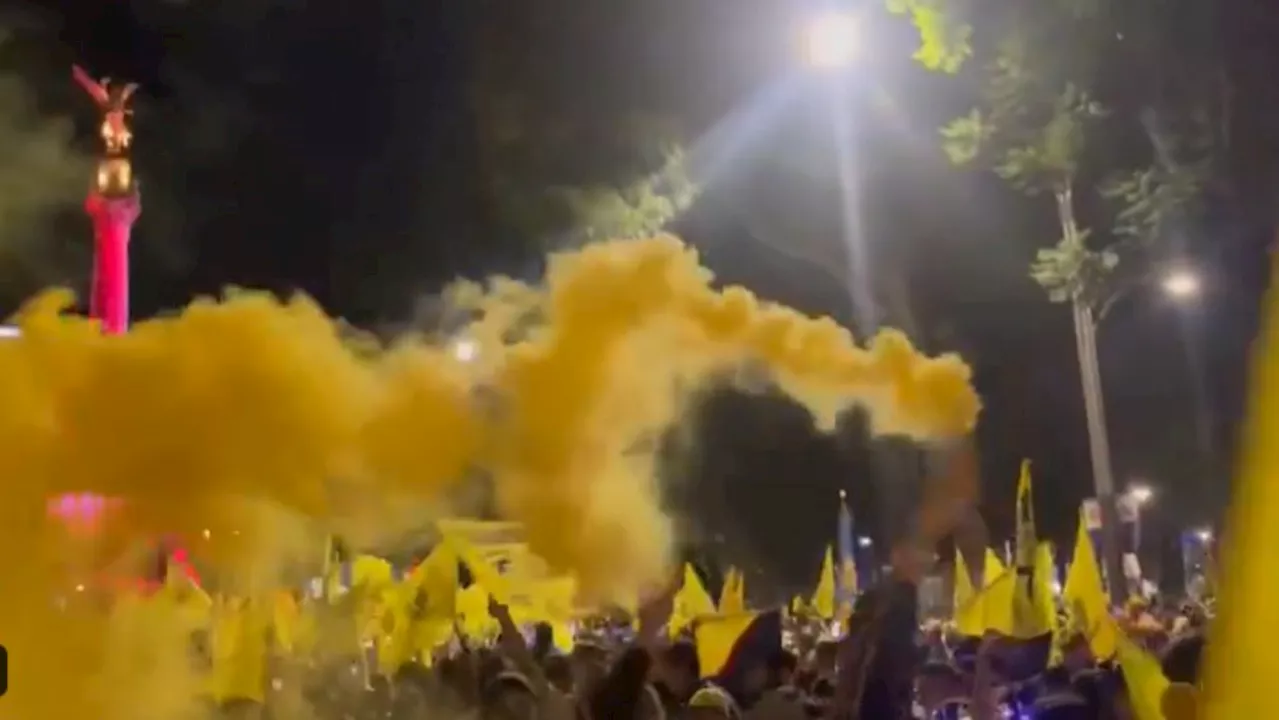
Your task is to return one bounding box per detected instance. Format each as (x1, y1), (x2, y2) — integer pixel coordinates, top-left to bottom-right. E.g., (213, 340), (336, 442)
(1124, 483), (1154, 583)
(1126, 484), (1153, 506)
(1194, 528), (1213, 544)
(1161, 270), (1200, 299)
(451, 338), (479, 363)
(801, 11), (859, 69)
(1074, 268), (1199, 602)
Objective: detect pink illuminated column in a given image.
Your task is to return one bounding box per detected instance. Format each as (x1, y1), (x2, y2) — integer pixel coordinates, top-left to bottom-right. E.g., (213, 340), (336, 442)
(85, 191), (140, 335)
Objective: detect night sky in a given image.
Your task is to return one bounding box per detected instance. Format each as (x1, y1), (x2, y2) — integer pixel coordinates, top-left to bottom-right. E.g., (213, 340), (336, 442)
(8, 0), (1275, 593)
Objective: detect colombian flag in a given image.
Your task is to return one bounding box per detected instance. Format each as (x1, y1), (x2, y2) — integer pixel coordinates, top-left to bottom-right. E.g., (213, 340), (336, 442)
(694, 609), (782, 701)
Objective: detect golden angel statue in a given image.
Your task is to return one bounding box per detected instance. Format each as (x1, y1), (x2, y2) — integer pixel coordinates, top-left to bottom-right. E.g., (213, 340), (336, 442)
(73, 65), (138, 156)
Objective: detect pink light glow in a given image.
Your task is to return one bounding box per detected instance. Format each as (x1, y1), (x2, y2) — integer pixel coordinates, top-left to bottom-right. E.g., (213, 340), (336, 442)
(85, 192), (140, 335)
(47, 492), (124, 535)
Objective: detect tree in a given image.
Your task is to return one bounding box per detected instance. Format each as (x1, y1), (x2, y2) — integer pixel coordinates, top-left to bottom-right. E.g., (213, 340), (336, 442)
(891, 0), (1219, 309)
(550, 143), (696, 243)
(0, 28), (92, 309)
(884, 0), (972, 74)
(468, 1), (697, 252)
(891, 0), (1223, 599)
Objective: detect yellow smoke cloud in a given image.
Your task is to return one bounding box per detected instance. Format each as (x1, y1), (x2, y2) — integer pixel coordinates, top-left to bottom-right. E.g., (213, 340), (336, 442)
(0, 235), (978, 716)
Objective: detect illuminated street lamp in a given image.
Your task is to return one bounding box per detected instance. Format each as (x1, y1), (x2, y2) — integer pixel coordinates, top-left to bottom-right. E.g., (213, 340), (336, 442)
(1075, 267), (1201, 602)
(1195, 528), (1213, 544)
(1162, 270), (1200, 299)
(452, 338), (479, 363)
(802, 11), (859, 69)
(1124, 483), (1154, 574)
(1126, 484), (1154, 506)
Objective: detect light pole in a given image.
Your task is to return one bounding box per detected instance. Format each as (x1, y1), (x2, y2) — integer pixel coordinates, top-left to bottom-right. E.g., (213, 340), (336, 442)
(1125, 484), (1153, 547)
(1126, 483), (1154, 547)
(1124, 483), (1154, 590)
(1075, 271), (1198, 602)
(800, 8), (934, 552)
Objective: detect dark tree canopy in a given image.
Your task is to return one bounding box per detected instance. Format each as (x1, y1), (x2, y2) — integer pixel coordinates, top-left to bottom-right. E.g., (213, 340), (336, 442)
(469, 0), (696, 251)
(0, 25), (91, 307)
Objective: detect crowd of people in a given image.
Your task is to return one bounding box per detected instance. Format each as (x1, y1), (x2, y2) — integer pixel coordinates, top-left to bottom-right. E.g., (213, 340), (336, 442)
(45, 423), (1246, 720)
(146, 572), (1210, 720)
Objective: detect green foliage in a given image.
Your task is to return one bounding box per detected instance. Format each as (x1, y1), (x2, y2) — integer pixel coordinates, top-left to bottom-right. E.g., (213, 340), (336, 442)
(1029, 232), (1118, 304)
(935, 25), (1107, 196)
(470, 1), (700, 250)
(938, 109), (986, 165)
(1099, 113), (1215, 247)
(476, 91), (698, 247)
(884, 0), (972, 73)
(1101, 164), (1203, 246)
(551, 146), (697, 242)
(892, 0), (1215, 309)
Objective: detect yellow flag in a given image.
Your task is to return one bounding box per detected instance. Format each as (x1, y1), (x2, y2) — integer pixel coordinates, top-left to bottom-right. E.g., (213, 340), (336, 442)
(952, 548), (1018, 632)
(154, 560), (212, 634)
(1007, 541), (1055, 639)
(408, 543), (458, 621)
(456, 584), (497, 639)
(1201, 272), (1278, 720)
(1114, 623), (1170, 720)
(271, 591), (301, 654)
(1062, 513), (1116, 659)
(98, 591), (206, 717)
(352, 554), (394, 592)
(953, 550), (984, 636)
(719, 568), (746, 614)
(528, 576), (578, 653)
(695, 612), (759, 679)
(321, 534), (345, 602)
(376, 584), (416, 676)
(1014, 460), (1036, 571)
(210, 599), (270, 704)
(788, 595), (805, 616)
(982, 570), (1015, 636)
(443, 533), (513, 603)
(953, 548), (1012, 635)
(670, 563), (717, 633)
(811, 546), (837, 620)
(984, 548), (1007, 581)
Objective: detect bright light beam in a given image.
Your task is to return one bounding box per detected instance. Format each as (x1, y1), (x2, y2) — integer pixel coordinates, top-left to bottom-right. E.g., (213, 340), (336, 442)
(802, 11), (859, 69)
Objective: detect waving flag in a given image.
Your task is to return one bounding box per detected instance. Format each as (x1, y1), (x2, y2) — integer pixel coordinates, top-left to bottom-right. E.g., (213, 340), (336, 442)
(836, 490), (858, 613)
(1201, 269), (1277, 720)
(811, 546), (836, 620)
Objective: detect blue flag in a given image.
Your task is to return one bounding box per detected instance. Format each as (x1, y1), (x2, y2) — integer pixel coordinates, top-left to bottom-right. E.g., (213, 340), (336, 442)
(837, 492), (857, 606)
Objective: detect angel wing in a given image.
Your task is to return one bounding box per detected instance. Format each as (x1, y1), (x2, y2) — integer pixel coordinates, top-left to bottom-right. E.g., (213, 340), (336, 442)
(72, 64), (110, 106)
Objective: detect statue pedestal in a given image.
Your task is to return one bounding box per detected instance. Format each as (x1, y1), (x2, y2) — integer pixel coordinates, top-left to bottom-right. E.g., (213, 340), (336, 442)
(84, 190), (141, 335)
